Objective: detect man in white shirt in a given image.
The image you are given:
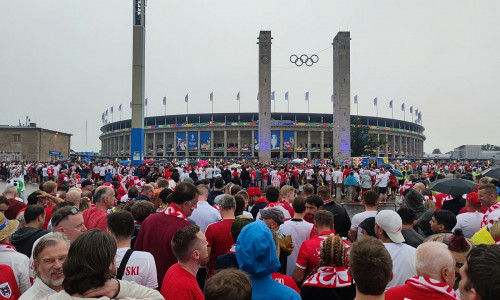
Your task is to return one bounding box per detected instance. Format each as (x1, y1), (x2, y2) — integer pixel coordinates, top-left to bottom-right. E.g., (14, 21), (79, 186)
(107, 211), (158, 289)
(333, 167), (343, 201)
(453, 192), (484, 238)
(349, 190), (379, 242)
(279, 196), (313, 277)
(20, 233), (70, 300)
(375, 210), (416, 290)
(375, 168), (390, 202)
(188, 185), (221, 233)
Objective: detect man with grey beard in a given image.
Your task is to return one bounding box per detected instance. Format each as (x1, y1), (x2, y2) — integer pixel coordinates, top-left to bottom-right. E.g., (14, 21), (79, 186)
(20, 233), (70, 299)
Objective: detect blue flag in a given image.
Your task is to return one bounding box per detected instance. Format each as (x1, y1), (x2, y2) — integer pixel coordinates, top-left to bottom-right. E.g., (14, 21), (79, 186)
(331, 94), (334, 102)
(163, 97), (166, 105)
(305, 92), (309, 101)
(145, 98), (148, 106)
(415, 108), (418, 116)
(257, 93), (260, 100)
(285, 91), (289, 101)
(236, 92), (240, 101)
(210, 92), (213, 102)
(401, 103), (405, 111)
(129, 101), (132, 108)
(185, 94), (189, 102)
(389, 100), (393, 108)
(373, 97), (377, 106)
(119, 104), (122, 111)
(271, 91), (275, 100)
(354, 95), (358, 104)
(410, 106), (413, 114)
(110, 106), (113, 114)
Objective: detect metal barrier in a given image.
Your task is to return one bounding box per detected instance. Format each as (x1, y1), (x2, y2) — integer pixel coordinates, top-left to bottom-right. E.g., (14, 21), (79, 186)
(341, 202), (398, 219)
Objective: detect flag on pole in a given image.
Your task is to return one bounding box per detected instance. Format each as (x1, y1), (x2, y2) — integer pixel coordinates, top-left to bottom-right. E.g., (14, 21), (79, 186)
(271, 91), (275, 100)
(418, 112), (422, 120)
(102, 112), (105, 122)
(110, 106), (114, 114)
(185, 94), (189, 102)
(236, 92), (240, 101)
(389, 100), (393, 108)
(401, 103), (405, 111)
(285, 91), (289, 101)
(145, 98), (148, 106)
(354, 95), (358, 104)
(373, 97), (377, 106)
(415, 108), (418, 116)
(331, 94), (334, 102)
(410, 106), (413, 114)
(210, 92), (213, 102)
(119, 104), (122, 111)
(105, 109), (108, 116)
(163, 96), (166, 105)
(305, 92), (309, 101)
(257, 93), (260, 100)
(129, 101), (132, 108)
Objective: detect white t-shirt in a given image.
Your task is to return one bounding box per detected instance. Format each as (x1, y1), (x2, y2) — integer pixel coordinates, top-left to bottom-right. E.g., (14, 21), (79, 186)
(384, 242), (417, 290)
(188, 201), (222, 233)
(280, 219), (314, 277)
(376, 173), (389, 187)
(206, 167), (213, 179)
(350, 210), (378, 240)
(334, 171), (343, 184)
(453, 211), (484, 239)
(116, 247), (158, 289)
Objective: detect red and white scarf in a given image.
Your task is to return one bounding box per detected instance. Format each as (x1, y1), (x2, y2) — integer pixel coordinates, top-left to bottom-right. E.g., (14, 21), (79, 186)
(302, 267), (353, 288)
(406, 276), (457, 299)
(0, 242), (17, 253)
(266, 202), (280, 208)
(164, 203), (187, 219)
(481, 202), (500, 227)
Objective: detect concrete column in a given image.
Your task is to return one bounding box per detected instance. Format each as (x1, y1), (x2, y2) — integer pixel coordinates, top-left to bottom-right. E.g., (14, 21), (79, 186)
(393, 134), (396, 158)
(153, 133), (156, 158)
(293, 130), (297, 158)
(307, 131), (311, 159)
(198, 130), (201, 157)
(257, 31), (272, 161)
(210, 130), (214, 157)
(144, 132), (148, 156)
(320, 131), (325, 159)
(405, 136), (408, 157)
(279, 130), (283, 159)
(376, 133), (380, 157)
(173, 133), (177, 157)
(118, 136), (122, 157)
(238, 130), (241, 157)
(163, 132), (166, 157)
(224, 130), (227, 157)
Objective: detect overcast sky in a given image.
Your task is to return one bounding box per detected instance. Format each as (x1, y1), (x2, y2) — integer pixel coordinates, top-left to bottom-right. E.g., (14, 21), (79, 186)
(1, 0), (499, 154)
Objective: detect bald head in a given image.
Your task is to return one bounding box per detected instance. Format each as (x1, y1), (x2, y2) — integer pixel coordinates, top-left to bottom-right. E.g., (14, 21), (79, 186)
(413, 182), (425, 193)
(415, 242), (455, 286)
(65, 190), (82, 207)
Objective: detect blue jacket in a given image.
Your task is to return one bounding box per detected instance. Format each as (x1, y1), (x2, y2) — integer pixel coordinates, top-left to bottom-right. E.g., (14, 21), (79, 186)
(236, 221), (301, 300)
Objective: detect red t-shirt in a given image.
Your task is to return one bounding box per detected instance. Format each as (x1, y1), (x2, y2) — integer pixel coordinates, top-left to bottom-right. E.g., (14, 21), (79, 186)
(0, 265), (20, 300)
(82, 207), (108, 231)
(272, 272), (300, 294)
(205, 219), (235, 278)
(262, 168), (268, 180)
(4, 199), (26, 220)
(296, 231), (335, 274)
(134, 213), (191, 288)
(43, 206), (54, 230)
(386, 279), (456, 300)
(161, 263), (204, 300)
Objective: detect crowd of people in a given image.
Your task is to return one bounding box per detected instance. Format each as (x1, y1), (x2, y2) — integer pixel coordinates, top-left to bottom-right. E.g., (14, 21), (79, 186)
(0, 159), (499, 300)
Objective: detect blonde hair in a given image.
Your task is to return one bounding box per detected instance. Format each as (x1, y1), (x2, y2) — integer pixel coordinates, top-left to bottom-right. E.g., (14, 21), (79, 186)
(424, 199), (436, 210)
(279, 185), (295, 199)
(490, 221), (500, 240)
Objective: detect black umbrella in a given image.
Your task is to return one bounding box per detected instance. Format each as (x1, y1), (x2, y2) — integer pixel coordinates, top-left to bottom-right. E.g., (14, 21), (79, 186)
(482, 167), (500, 179)
(378, 163), (392, 169)
(429, 178), (477, 195)
(95, 159), (107, 164)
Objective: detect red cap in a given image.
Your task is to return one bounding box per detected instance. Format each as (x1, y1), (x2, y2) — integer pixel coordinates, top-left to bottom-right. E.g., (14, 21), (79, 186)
(463, 192), (480, 205)
(247, 187), (262, 196)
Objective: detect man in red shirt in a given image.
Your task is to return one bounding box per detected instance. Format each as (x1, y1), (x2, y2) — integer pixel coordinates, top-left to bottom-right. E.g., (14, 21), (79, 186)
(2, 186), (25, 220)
(82, 185), (114, 231)
(205, 194), (236, 278)
(386, 242), (457, 300)
(293, 210), (338, 285)
(161, 225), (207, 300)
(134, 182), (199, 288)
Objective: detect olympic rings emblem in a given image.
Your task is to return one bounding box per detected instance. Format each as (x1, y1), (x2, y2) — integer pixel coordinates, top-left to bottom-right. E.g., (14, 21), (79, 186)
(290, 54), (319, 66)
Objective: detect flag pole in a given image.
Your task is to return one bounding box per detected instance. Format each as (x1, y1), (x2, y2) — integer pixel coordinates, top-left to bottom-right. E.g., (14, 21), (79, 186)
(357, 102), (358, 115)
(391, 106), (393, 119)
(186, 99), (189, 123)
(288, 98), (289, 113)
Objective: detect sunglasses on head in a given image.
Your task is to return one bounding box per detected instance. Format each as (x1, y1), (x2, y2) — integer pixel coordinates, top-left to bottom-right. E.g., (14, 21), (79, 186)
(53, 207), (79, 227)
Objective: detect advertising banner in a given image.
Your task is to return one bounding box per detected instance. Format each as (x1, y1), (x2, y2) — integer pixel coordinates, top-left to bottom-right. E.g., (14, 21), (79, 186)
(176, 132), (186, 151)
(271, 131), (280, 150)
(200, 131), (211, 150)
(254, 131), (259, 151)
(283, 131), (294, 151)
(188, 132), (198, 151)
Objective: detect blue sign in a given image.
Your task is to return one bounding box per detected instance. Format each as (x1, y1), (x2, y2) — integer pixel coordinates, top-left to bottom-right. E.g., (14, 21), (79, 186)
(49, 151), (61, 155)
(200, 131), (211, 150)
(188, 132), (198, 151)
(283, 131), (294, 151)
(254, 131), (259, 151)
(176, 132), (186, 151)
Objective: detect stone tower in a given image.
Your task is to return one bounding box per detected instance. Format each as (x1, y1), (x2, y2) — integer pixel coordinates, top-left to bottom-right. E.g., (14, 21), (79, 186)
(257, 31), (272, 162)
(332, 32), (351, 163)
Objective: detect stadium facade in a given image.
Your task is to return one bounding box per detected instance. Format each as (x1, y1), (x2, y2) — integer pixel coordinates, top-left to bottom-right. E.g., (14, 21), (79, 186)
(99, 112), (425, 161)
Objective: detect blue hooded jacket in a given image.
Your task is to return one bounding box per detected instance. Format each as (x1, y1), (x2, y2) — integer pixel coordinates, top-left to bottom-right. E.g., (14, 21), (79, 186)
(236, 221), (301, 300)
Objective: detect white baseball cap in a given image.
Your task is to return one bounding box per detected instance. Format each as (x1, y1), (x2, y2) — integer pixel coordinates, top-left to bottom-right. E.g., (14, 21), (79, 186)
(375, 210), (405, 243)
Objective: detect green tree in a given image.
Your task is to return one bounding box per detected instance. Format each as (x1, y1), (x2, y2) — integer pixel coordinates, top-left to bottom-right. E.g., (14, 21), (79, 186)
(432, 148), (441, 154)
(482, 144), (500, 151)
(350, 118), (386, 157)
